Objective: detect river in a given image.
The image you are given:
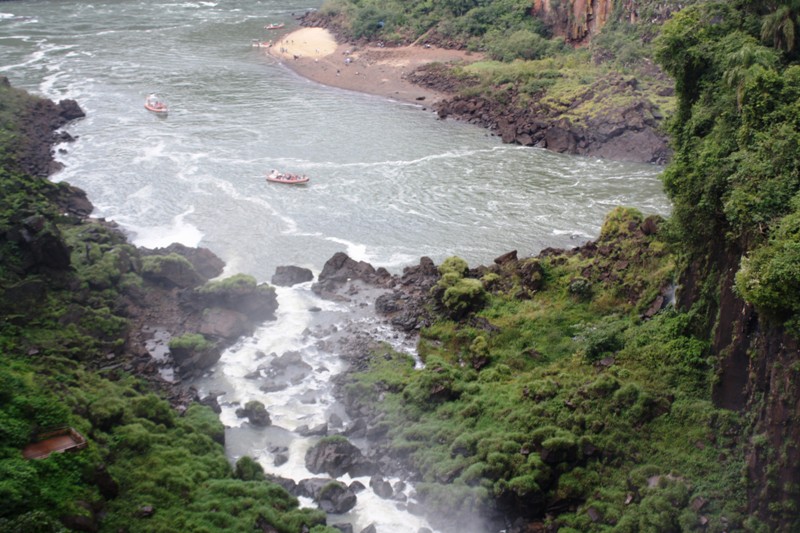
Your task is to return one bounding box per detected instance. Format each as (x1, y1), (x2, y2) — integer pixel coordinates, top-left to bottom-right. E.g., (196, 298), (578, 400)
(0, 1), (669, 531)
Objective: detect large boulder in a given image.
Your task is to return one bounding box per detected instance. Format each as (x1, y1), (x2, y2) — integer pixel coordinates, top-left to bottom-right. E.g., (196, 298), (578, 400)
(141, 253), (204, 288)
(318, 481), (358, 514)
(168, 333), (222, 378)
(158, 243), (225, 280)
(312, 252), (391, 295)
(189, 274), (278, 322)
(297, 478), (358, 514)
(235, 400), (271, 427)
(305, 436), (376, 478)
(199, 307), (251, 340)
(271, 265), (314, 287)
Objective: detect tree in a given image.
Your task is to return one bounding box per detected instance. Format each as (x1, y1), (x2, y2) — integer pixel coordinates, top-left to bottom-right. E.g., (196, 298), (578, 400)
(761, 0), (800, 52)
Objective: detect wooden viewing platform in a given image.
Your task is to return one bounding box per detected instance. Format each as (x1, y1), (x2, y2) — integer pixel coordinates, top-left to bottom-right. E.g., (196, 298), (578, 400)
(22, 427), (87, 460)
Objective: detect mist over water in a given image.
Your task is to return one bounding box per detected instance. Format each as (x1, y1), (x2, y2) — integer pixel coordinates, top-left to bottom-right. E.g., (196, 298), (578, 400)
(0, 1), (670, 530)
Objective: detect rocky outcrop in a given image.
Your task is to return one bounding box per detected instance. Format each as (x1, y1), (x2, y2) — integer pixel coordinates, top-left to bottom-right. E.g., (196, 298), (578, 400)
(427, 71), (670, 164)
(532, 1), (683, 45)
(296, 478), (359, 514)
(533, 0), (615, 43)
(690, 247), (800, 530)
(305, 436), (377, 478)
(374, 256), (440, 331)
(271, 265), (314, 286)
(0, 76), (85, 178)
(235, 400), (272, 427)
(312, 251), (392, 297)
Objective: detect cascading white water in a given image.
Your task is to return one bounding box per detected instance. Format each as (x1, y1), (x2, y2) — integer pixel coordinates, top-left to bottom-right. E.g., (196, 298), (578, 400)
(0, 0), (670, 530)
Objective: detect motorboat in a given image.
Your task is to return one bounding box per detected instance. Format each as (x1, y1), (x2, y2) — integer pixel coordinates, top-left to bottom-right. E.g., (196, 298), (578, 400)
(144, 93), (168, 115)
(266, 169), (309, 184)
(264, 23), (285, 30)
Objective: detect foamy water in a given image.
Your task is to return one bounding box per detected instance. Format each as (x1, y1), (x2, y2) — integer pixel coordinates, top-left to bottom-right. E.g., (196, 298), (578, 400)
(0, 1), (670, 530)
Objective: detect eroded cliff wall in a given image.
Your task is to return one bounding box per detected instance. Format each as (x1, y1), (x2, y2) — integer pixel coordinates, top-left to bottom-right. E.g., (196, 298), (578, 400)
(533, 0), (683, 43)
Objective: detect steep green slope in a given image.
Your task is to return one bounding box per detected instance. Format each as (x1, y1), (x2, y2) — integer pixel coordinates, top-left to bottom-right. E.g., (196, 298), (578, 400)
(342, 209), (750, 532)
(334, 2), (800, 531)
(0, 81), (334, 532)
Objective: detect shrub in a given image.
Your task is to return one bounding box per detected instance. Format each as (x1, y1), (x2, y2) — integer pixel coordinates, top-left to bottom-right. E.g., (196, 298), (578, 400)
(196, 273), (257, 294)
(234, 456), (264, 481)
(131, 393), (175, 427)
(487, 29), (554, 62)
(439, 256), (469, 277)
(443, 278), (487, 318)
(169, 333), (213, 352)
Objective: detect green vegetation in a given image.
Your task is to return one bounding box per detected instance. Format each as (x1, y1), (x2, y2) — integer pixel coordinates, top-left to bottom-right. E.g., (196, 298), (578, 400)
(169, 332), (214, 352)
(341, 209), (752, 530)
(333, 2), (800, 531)
(0, 81), (336, 532)
(657, 1), (800, 330)
(314, 0), (689, 126)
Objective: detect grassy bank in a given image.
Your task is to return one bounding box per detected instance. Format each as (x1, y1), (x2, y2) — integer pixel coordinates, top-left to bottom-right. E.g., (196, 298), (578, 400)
(341, 208), (750, 531)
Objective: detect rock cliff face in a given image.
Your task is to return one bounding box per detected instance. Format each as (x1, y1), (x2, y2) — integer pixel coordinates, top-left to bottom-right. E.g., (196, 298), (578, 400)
(533, 0), (616, 43)
(418, 68), (670, 164)
(679, 245), (800, 530)
(532, 1), (683, 44)
(711, 271), (799, 528)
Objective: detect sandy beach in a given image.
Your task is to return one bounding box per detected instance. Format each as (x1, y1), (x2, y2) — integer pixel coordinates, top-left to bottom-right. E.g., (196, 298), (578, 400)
(263, 27), (480, 106)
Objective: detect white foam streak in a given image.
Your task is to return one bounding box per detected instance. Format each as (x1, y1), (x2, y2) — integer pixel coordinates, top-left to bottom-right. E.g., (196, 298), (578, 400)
(126, 206), (203, 248)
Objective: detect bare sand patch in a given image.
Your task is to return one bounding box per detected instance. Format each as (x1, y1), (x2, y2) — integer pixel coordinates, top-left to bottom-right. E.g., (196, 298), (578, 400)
(265, 27), (482, 106)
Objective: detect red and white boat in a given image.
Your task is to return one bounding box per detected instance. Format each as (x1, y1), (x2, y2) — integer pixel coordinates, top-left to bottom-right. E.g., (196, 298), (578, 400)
(144, 93), (168, 115)
(266, 169), (309, 184)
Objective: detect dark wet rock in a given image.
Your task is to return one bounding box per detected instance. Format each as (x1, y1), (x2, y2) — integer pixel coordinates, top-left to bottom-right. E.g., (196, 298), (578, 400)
(305, 436), (376, 478)
(359, 524), (377, 533)
(297, 423), (328, 437)
(155, 243), (225, 279)
(198, 307), (251, 339)
(370, 475), (394, 499)
(17, 214), (72, 271)
(265, 474), (297, 494)
(170, 341), (222, 379)
(349, 480), (367, 493)
(272, 265), (314, 286)
(294, 478), (357, 514)
(274, 453), (289, 467)
(141, 253), (205, 288)
(257, 351), (313, 391)
(235, 400), (271, 427)
(312, 252), (392, 296)
(343, 417), (367, 438)
(329, 413), (344, 428)
(374, 257), (440, 332)
(318, 481), (358, 514)
(428, 71), (671, 164)
(494, 250), (518, 265)
(186, 279), (278, 324)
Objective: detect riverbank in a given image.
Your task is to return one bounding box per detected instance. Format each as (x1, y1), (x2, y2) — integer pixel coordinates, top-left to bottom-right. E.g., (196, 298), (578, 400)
(265, 27), (481, 106)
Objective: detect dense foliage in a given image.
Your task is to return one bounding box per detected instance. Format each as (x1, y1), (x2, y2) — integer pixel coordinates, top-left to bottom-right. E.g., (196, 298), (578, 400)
(657, 0), (800, 331)
(341, 209), (756, 531)
(0, 82), (335, 532)
(331, 2), (800, 531)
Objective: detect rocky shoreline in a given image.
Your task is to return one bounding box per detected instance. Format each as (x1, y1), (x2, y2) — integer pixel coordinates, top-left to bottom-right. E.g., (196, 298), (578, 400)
(297, 11), (671, 165)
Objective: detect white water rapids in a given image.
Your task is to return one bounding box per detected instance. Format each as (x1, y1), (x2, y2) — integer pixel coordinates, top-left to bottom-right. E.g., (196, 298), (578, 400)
(0, 0), (670, 530)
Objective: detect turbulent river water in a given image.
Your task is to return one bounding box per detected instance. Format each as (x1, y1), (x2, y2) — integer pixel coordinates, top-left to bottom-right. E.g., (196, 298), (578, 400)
(0, 1), (670, 531)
